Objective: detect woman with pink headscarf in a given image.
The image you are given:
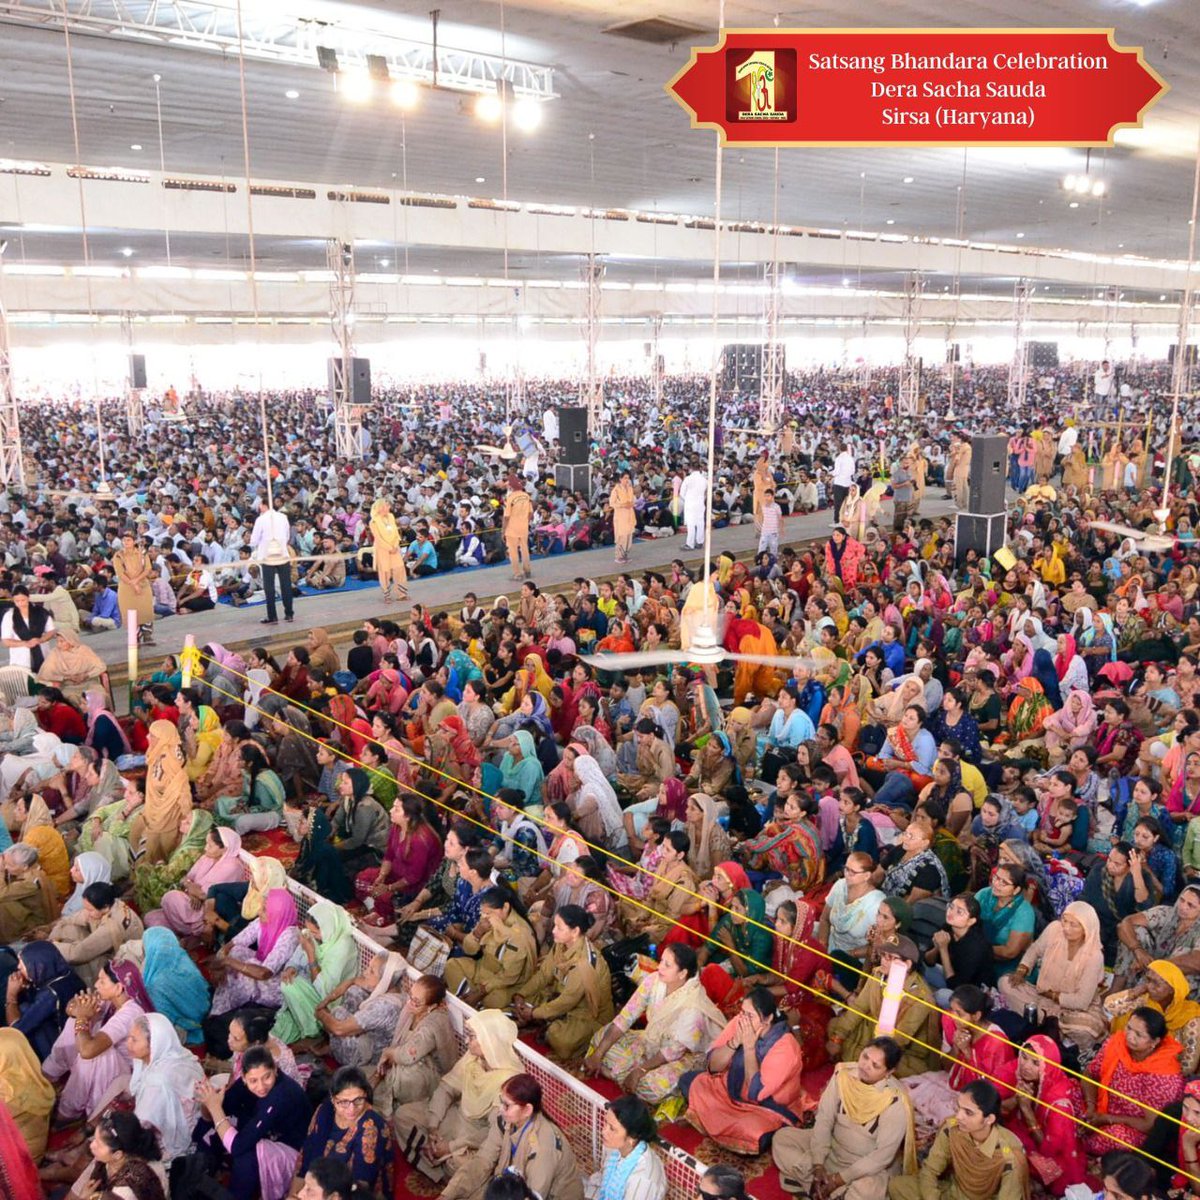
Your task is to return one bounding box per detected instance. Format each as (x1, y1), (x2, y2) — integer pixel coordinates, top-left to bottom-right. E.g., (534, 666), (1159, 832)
(145, 826), (247, 936)
(1042, 690), (1098, 765)
(83, 689), (131, 761)
(209, 888), (300, 1015)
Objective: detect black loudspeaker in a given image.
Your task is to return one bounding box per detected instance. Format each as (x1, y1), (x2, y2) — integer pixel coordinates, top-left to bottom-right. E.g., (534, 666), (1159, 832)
(967, 433), (1009, 513)
(955, 512), (1007, 564)
(351, 358), (371, 404)
(946, 343), (961, 364)
(721, 343), (760, 394)
(1169, 343), (1198, 366)
(1029, 342), (1059, 369)
(554, 463), (590, 493)
(327, 357), (371, 404)
(558, 406), (589, 464)
(129, 354), (146, 390)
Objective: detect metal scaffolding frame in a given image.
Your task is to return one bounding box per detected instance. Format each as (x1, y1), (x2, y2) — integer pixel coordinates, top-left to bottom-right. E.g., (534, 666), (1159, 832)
(1101, 285), (1121, 362)
(649, 314), (664, 410)
(897, 271), (923, 416)
(122, 311), (144, 439)
(327, 238), (363, 460)
(0, 256), (23, 489)
(0, 0), (557, 99)
(1007, 279), (1033, 410)
(760, 262), (784, 432)
(581, 254), (604, 435)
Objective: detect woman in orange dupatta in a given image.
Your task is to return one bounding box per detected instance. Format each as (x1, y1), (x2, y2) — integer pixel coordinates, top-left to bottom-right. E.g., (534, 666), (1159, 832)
(728, 611), (783, 706)
(1000, 677), (1054, 748)
(595, 620), (636, 655)
(681, 986), (808, 1155)
(819, 662), (864, 751)
(1082, 1006), (1184, 1155)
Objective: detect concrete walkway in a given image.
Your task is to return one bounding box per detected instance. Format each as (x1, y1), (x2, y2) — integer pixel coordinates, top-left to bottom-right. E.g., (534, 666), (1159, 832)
(91, 495), (957, 689)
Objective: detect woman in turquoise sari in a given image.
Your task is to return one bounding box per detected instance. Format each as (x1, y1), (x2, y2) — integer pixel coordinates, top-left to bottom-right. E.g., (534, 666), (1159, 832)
(272, 900), (356, 1044)
(141, 925), (211, 1044)
(481, 730), (545, 807)
(446, 646), (482, 687)
(214, 743), (287, 834)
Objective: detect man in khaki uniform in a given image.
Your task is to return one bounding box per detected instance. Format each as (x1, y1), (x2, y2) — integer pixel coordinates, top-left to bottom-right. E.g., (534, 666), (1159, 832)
(503, 475), (533, 580)
(773, 1037), (914, 1200)
(439, 1075), (583, 1200)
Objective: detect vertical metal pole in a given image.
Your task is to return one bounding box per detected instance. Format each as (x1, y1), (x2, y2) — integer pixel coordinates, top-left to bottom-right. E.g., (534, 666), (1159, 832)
(650, 313), (664, 410)
(1157, 139), (1200, 527)
(0, 245), (24, 489)
(127, 611), (139, 711)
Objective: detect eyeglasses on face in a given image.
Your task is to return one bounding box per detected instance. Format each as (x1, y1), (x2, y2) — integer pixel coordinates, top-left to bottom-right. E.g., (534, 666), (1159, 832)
(333, 1094), (368, 1109)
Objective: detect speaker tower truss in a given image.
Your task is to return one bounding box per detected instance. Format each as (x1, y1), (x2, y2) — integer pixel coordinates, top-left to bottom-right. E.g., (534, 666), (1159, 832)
(327, 238), (363, 460)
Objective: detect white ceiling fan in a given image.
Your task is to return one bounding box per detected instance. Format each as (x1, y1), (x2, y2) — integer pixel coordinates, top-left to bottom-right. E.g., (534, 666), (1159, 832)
(1087, 519), (1179, 553)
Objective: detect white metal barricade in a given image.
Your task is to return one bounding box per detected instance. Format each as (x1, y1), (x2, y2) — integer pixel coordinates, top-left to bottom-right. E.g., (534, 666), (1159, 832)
(236, 853), (708, 1198)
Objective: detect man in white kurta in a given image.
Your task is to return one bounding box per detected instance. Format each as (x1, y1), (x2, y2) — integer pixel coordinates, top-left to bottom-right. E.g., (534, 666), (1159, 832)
(678, 466), (709, 550)
(772, 1040), (914, 1200)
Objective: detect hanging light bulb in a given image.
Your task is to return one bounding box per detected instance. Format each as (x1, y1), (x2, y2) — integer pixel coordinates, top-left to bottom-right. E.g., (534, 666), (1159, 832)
(340, 70), (373, 103)
(1092, 180), (1106, 197)
(513, 97), (543, 131)
(1062, 174), (1076, 191)
(392, 78), (420, 110)
(475, 92), (502, 123)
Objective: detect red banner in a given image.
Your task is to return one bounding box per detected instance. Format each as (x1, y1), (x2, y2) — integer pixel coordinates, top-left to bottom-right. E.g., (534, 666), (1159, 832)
(665, 28), (1167, 146)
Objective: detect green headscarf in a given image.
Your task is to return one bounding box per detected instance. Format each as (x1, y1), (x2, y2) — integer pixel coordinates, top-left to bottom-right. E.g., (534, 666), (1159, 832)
(308, 899), (356, 998)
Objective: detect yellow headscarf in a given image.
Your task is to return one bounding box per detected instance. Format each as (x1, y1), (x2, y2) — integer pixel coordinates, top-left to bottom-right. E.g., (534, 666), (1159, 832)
(445, 1009), (522, 1121)
(833, 1061), (917, 1175)
(0, 1029), (55, 1160)
(143, 719), (193, 835)
(241, 856), (289, 920)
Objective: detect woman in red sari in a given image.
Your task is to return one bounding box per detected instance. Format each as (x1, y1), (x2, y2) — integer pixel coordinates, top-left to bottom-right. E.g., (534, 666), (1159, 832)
(1005, 1034), (1087, 1196)
(681, 986), (808, 1155)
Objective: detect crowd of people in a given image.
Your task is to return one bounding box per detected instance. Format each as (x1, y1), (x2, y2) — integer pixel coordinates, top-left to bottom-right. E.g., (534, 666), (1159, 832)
(0, 358), (1198, 1200)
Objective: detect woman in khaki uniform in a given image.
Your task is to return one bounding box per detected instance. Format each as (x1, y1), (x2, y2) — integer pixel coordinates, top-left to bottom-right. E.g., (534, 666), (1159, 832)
(444, 887), (538, 1009)
(369, 497), (407, 603)
(609, 472), (637, 565)
(439, 1075), (583, 1200)
(513, 905), (614, 1061)
(112, 532), (155, 645)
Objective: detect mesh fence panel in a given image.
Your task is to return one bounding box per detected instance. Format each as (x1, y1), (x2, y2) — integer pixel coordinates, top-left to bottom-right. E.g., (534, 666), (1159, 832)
(268, 859), (706, 1198)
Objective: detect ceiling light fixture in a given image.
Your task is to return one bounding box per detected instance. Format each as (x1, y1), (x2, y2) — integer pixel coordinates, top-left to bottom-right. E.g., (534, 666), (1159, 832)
(392, 77), (420, 109)
(285, 89), (300, 100)
(475, 92), (502, 123)
(513, 97), (543, 131)
(475, 176), (486, 183)
(902, 176), (914, 183)
(885, 219), (895, 225)
(1016, 232), (1025, 238)
(1068, 201), (1079, 208)
(130, 143), (142, 150)
(121, 247), (134, 257)
(340, 70), (373, 103)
